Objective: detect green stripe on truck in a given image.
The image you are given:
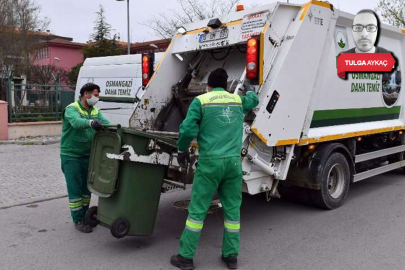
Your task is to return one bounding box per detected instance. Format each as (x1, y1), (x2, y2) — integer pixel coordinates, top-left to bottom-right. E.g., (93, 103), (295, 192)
(99, 96), (137, 103)
(311, 106), (401, 128)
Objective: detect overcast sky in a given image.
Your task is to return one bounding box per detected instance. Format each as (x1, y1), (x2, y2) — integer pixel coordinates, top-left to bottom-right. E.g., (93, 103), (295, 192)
(35, 0), (381, 44)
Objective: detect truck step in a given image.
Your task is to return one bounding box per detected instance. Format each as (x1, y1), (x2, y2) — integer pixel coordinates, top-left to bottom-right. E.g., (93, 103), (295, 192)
(353, 160), (405, 182)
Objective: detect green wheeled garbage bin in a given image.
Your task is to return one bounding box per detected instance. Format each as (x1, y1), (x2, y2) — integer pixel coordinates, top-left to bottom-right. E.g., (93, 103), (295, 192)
(85, 126), (177, 238)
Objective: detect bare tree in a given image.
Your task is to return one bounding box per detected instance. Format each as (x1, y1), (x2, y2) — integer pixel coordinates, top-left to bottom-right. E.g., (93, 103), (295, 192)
(144, 0), (240, 39)
(27, 64), (69, 86)
(0, 0), (49, 100)
(376, 0), (405, 28)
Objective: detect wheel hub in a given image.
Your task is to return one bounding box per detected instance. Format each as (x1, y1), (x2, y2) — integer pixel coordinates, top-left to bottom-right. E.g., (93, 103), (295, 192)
(117, 222), (127, 234)
(327, 164), (345, 199)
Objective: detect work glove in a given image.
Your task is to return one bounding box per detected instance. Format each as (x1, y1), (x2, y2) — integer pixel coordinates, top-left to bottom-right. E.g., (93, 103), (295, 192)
(247, 85), (257, 93)
(90, 120), (103, 131)
(177, 150), (190, 168)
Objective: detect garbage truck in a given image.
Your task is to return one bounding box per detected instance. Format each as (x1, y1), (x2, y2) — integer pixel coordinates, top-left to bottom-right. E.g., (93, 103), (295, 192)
(84, 1), (405, 238)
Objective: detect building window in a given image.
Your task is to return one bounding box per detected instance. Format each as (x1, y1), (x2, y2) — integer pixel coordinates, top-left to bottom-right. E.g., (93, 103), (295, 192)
(36, 47), (49, 59)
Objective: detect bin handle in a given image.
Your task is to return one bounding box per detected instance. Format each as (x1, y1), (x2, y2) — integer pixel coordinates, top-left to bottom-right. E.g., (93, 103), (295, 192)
(102, 124), (121, 129)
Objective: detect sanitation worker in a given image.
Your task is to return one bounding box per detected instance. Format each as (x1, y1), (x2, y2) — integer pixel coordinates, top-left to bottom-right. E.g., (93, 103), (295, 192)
(170, 68), (259, 269)
(60, 83), (110, 233)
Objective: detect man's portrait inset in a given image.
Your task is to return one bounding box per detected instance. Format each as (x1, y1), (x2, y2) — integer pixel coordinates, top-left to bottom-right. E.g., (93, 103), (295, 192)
(344, 9), (389, 54)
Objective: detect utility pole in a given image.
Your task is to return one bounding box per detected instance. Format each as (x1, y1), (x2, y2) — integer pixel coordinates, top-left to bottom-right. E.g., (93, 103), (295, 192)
(117, 0), (131, 54)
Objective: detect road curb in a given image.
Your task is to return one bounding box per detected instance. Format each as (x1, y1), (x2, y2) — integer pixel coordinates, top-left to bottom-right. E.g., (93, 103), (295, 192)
(0, 194), (67, 210)
(0, 139), (61, 146)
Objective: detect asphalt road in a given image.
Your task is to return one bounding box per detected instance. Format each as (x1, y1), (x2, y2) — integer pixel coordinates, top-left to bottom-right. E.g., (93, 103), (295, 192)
(1, 169), (405, 270)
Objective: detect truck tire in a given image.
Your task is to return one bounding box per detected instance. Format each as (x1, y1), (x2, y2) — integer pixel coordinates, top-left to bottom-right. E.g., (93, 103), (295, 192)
(309, 152), (350, 210)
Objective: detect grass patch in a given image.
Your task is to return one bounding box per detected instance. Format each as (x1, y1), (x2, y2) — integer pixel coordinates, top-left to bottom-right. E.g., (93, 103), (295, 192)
(20, 142), (37, 145)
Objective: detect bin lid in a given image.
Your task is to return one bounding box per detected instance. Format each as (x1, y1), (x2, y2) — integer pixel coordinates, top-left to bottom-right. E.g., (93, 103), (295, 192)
(87, 131), (121, 197)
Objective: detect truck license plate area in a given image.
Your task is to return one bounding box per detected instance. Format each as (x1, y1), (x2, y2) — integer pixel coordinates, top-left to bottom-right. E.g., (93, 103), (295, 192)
(198, 29), (229, 43)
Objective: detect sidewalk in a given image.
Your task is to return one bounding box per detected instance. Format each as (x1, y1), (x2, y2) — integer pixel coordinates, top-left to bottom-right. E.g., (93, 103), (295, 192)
(0, 143), (67, 209)
(0, 135), (61, 145)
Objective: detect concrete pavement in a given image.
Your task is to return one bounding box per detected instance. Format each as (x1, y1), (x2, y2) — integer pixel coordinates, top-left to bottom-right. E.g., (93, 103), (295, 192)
(0, 144), (66, 209)
(1, 143), (405, 270)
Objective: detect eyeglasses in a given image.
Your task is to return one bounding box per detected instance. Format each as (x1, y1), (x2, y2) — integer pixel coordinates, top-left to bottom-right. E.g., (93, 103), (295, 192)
(352, 24), (378, 32)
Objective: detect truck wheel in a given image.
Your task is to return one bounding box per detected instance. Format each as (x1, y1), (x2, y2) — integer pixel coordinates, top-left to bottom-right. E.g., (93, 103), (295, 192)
(309, 152), (350, 210)
(111, 218), (130, 238)
(85, 206), (99, 228)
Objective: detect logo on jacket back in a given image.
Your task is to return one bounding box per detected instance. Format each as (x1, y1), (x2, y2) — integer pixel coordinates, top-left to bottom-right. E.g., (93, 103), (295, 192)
(216, 107), (237, 124)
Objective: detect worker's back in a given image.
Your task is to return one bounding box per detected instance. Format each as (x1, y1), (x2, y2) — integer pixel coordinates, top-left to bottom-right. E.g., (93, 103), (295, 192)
(196, 89), (247, 159)
(177, 68), (259, 160)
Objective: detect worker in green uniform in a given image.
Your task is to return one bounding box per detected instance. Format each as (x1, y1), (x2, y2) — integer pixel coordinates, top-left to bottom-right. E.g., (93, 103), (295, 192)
(170, 68), (259, 270)
(60, 83), (110, 233)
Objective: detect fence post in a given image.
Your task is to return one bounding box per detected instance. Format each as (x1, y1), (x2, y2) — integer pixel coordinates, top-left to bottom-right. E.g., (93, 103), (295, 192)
(55, 81), (60, 121)
(7, 76), (12, 123)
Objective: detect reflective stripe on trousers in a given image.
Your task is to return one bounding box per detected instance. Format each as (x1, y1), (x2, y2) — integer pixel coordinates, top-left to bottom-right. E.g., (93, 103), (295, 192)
(82, 195), (91, 206)
(224, 220), (240, 233)
(185, 218), (204, 232)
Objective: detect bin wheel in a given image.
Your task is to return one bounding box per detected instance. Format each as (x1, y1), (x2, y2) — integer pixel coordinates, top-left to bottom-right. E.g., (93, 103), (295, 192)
(111, 218), (130, 238)
(85, 206), (99, 228)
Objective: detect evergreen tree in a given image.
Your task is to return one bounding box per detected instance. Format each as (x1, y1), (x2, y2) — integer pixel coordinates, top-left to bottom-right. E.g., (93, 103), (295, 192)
(82, 5), (124, 59)
(69, 5), (124, 85)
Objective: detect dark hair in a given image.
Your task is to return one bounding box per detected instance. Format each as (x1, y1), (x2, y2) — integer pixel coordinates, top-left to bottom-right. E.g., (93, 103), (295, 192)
(80, 83), (100, 96)
(208, 68), (228, 90)
(355, 9), (378, 21)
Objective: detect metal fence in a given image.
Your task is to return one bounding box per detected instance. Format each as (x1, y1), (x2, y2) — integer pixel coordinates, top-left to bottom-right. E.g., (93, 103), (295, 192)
(7, 82), (75, 123)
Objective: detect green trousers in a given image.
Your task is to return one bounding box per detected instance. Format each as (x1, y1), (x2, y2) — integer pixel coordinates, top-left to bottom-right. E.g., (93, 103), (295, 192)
(61, 155), (91, 224)
(179, 156), (242, 259)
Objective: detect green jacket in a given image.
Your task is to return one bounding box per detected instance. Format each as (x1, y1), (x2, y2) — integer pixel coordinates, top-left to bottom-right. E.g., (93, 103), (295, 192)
(177, 88), (259, 159)
(60, 101), (110, 157)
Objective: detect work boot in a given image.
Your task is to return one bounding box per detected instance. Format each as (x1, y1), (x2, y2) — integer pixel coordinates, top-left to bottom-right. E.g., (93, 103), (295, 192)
(221, 254), (238, 269)
(170, 254), (194, 270)
(75, 221), (92, 233)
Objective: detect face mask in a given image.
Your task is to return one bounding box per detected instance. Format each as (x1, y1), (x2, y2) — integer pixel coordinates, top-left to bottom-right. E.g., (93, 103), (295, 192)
(87, 96), (99, 106)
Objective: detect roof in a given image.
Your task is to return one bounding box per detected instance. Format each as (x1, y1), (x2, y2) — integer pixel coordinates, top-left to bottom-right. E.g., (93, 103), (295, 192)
(116, 41), (139, 47)
(46, 38), (85, 47)
(28, 30), (73, 41)
(31, 38), (85, 49)
(130, 38), (171, 54)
